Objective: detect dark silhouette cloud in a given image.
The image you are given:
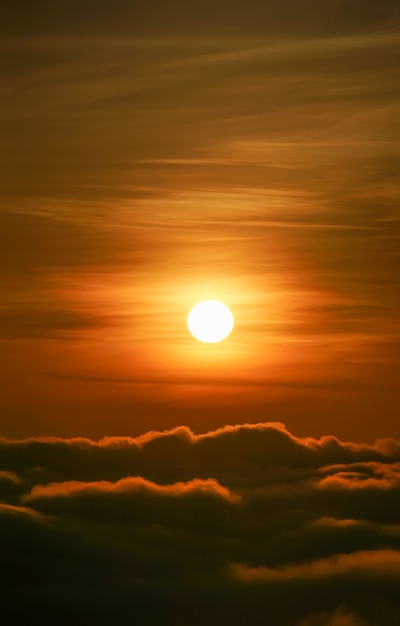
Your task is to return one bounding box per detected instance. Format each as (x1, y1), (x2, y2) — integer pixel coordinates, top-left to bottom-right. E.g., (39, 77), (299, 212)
(230, 549), (400, 581)
(1, 422), (400, 624)
(1, 422), (398, 485)
(297, 608), (371, 626)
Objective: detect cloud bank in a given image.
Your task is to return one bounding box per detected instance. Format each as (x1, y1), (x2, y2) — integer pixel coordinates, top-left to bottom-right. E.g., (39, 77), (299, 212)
(1, 421), (400, 624)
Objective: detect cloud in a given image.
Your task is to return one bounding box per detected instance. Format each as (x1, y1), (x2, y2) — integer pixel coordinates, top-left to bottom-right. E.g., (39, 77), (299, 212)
(1, 422), (400, 623)
(1, 422), (398, 487)
(22, 476), (240, 528)
(0, 471), (24, 501)
(229, 549), (400, 582)
(25, 475), (238, 502)
(297, 608), (371, 626)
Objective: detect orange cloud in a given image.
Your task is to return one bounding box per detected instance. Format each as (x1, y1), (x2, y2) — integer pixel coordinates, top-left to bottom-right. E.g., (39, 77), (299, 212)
(229, 549), (400, 582)
(24, 476), (240, 503)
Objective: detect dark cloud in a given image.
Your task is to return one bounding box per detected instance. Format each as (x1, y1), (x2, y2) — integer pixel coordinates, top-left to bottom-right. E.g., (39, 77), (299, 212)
(297, 609), (371, 626)
(296, 609), (370, 626)
(1, 422), (400, 624)
(0, 470), (23, 501)
(230, 549), (400, 581)
(1, 422), (398, 485)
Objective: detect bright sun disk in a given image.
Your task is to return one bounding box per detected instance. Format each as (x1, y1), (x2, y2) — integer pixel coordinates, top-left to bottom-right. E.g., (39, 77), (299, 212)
(187, 300), (234, 343)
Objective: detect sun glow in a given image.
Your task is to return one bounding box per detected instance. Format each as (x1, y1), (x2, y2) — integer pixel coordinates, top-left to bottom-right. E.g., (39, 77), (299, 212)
(187, 300), (234, 343)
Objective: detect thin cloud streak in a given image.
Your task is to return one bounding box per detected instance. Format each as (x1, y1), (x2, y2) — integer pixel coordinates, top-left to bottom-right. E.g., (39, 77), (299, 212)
(45, 372), (399, 390)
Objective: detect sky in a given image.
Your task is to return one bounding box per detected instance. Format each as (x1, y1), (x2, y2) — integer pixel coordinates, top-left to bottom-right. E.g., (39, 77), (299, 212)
(1, 1), (400, 623)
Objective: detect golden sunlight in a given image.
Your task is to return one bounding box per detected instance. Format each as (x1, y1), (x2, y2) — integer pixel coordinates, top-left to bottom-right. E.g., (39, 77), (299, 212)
(187, 300), (234, 343)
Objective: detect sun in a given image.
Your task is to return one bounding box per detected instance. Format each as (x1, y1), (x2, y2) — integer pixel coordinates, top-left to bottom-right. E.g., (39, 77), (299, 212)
(187, 300), (234, 343)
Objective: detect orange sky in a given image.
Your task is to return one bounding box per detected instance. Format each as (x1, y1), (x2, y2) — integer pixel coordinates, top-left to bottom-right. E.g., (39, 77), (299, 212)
(1, 2), (400, 440)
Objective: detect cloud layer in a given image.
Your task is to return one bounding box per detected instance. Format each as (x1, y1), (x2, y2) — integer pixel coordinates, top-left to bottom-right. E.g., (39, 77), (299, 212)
(1, 422), (400, 624)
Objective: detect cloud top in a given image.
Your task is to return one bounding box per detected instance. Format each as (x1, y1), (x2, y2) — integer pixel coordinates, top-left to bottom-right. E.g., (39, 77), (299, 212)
(1, 421), (400, 624)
